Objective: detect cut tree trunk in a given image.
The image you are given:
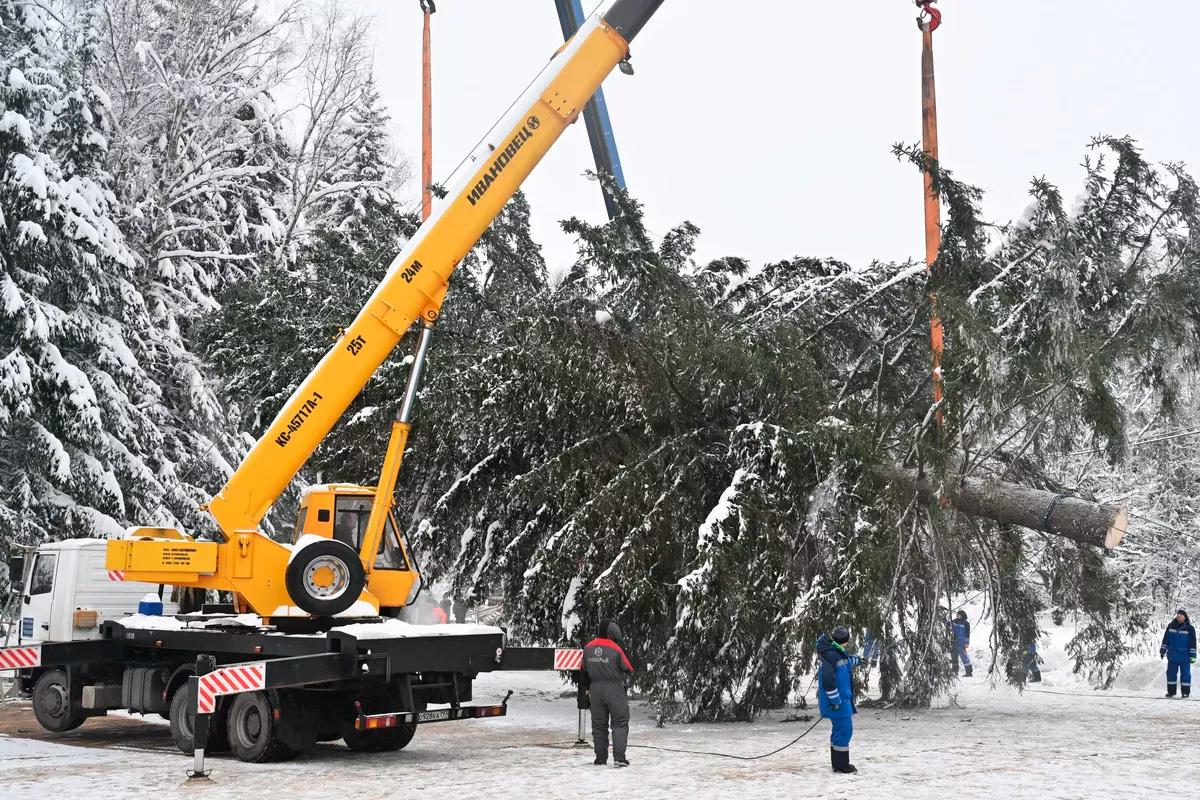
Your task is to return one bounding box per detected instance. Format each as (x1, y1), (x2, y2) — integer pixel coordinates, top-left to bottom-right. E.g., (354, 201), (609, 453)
(883, 466), (1127, 550)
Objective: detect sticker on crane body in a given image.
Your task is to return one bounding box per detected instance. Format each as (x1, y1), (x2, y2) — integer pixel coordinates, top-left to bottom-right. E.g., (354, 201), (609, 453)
(196, 663), (267, 714)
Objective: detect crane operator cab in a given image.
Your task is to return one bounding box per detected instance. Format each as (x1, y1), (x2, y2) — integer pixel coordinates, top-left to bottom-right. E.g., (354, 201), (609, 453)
(290, 484), (420, 616)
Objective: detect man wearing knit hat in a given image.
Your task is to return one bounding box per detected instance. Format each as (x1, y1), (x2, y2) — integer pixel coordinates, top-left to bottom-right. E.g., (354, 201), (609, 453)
(816, 625), (863, 774)
(1160, 609), (1197, 698)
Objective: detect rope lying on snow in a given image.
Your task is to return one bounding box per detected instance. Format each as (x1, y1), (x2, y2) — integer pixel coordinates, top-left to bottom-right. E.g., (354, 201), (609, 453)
(513, 717), (826, 761)
(1024, 687), (1181, 702)
(626, 716), (824, 761)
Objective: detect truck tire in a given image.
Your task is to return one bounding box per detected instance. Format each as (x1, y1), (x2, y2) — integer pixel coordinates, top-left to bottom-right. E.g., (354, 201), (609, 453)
(285, 539), (365, 616)
(227, 691), (294, 763)
(342, 699), (421, 752)
(32, 670), (87, 733)
(374, 718), (418, 752)
(169, 681), (230, 755)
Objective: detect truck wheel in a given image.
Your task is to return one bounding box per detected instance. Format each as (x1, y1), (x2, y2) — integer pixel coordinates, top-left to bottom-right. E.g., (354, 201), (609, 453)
(169, 681), (230, 754)
(375, 719), (418, 752)
(285, 539), (365, 616)
(227, 691), (294, 763)
(32, 670), (87, 733)
(342, 699), (421, 752)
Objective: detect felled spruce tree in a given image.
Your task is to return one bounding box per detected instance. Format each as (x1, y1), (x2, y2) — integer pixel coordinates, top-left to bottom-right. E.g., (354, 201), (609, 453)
(405, 144), (1200, 716)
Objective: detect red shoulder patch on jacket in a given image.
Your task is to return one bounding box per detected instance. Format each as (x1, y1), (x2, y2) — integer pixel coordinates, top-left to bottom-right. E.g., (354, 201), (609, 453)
(584, 638), (634, 673)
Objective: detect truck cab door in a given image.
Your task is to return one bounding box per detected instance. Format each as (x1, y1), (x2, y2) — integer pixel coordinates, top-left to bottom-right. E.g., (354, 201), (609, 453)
(19, 552), (56, 645)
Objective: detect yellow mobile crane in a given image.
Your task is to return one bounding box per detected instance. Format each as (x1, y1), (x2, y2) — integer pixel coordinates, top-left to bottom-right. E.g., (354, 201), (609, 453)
(107, 0), (667, 619)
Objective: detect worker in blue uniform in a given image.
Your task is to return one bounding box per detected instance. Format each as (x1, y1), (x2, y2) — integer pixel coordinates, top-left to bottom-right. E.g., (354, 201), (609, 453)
(1161, 609), (1197, 698)
(817, 626), (862, 774)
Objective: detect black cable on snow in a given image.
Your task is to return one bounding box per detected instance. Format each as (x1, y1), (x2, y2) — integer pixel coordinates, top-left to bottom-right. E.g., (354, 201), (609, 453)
(626, 716), (824, 761)
(1024, 687), (1182, 702)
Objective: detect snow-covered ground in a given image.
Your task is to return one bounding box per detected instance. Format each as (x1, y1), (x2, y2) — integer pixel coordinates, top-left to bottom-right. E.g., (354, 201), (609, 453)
(0, 656), (1195, 800)
(0, 605), (1193, 798)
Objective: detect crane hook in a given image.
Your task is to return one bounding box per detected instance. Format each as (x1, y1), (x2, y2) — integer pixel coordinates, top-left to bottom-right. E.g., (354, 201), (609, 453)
(915, 0), (942, 32)
(419, 0), (436, 13)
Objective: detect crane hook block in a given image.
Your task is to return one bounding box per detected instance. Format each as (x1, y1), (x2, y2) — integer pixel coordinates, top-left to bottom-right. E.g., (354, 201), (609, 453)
(915, 0), (942, 32)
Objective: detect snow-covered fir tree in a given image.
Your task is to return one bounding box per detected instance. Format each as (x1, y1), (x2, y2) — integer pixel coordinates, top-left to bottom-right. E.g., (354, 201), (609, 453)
(193, 80), (416, 532)
(0, 0), (187, 544)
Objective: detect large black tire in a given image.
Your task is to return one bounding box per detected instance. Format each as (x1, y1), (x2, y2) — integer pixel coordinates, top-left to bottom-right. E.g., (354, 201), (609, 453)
(227, 691), (294, 763)
(285, 538), (366, 616)
(32, 670), (86, 733)
(374, 719), (418, 752)
(169, 681), (230, 755)
(342, 699), (421, 753)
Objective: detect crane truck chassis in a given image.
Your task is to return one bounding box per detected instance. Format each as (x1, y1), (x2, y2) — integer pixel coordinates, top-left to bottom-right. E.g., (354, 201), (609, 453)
(2, 615), (573, 765)
(2, 540), (584, 769)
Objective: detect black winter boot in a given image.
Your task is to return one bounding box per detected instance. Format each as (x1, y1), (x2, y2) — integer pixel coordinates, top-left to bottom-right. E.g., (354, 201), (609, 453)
(1183, 685), (1191, 699)
(1029, 670), (1042, 683)
(831, 748), (857, 774)
(964, 665), (973, 678)
(1166, 684), (1177, 698)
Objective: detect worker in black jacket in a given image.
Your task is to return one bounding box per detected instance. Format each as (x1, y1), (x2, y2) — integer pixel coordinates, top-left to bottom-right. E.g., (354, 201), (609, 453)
(579, 619), (634, 767)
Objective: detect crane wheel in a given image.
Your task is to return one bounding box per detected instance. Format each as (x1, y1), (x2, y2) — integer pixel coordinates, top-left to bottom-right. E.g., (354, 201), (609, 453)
(285, 538), (365, 616)
(32, 670), (86, 733)
(227, 691), (294, 763)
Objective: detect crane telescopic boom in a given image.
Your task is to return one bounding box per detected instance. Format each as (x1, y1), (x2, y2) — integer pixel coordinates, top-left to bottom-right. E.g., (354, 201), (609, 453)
(106, 0), (667, 617)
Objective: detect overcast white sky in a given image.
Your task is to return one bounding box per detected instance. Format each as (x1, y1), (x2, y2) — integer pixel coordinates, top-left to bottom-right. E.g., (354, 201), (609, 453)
(357, 0), (1199, 275)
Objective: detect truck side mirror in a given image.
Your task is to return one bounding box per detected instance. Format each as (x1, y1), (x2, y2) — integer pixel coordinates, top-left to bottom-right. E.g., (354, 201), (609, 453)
(6, 555), (24, 590)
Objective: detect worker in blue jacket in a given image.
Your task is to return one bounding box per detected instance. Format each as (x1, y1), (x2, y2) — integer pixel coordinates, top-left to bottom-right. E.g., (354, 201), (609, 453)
(1160, 609), (1197, 698)
(952, 610), (973, 677)
(817, 626), (863, 774)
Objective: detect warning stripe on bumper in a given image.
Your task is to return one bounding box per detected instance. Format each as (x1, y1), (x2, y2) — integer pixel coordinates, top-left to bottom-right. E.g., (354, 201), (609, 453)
(0, 646), (41, 671)
(553, 648), (584, 670)
(197, 663), (266, 714)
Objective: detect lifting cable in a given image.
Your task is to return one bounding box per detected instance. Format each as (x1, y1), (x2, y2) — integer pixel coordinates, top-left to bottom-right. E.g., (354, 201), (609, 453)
(419, 1), (436, 222)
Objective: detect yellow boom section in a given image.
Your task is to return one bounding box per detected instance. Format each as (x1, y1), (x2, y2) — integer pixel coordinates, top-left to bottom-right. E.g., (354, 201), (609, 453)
(102, 4), (663, 617)
(209, 17), (630, 536)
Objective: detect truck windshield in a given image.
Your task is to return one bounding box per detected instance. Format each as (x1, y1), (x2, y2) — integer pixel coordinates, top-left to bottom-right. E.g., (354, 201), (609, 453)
(332, 497), (409, 570)
(29, 554), (56, 595)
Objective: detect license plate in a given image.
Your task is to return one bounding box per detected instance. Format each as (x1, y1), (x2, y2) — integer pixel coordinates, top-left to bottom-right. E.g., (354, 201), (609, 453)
(418, 709), (450, 722)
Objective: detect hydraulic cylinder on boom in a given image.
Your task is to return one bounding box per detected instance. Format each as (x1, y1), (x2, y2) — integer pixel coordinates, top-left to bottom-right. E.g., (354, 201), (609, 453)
(105, 0), (667, 619)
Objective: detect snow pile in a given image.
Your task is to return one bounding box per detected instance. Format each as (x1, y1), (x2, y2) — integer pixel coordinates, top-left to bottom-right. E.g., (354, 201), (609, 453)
(332, 619), (502, 640)
(116, 613), (263, 631)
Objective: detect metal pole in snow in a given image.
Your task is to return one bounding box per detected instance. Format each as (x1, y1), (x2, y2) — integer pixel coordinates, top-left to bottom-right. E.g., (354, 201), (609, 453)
(187, 655), (216, 780)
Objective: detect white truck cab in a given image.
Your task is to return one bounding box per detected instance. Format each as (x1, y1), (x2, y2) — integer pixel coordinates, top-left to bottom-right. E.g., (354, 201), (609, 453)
(14, 539), (179, 645)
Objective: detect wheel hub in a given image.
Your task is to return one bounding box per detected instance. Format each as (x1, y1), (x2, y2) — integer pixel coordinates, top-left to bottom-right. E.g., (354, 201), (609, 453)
(302, 555), (351, 600)
(39, 683), (67, 718)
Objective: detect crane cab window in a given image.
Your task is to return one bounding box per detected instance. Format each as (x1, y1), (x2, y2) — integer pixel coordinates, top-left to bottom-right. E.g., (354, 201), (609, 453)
(29, 554), (57, 595)
(333, 496), (410, 571)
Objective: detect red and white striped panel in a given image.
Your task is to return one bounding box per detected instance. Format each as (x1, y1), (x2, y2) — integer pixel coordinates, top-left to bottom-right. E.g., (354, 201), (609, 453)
(0, 646), (41, 671)
(107, 570), (125, 581)
(196, 662), (266, 714)
(553, 648), (584, 671)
